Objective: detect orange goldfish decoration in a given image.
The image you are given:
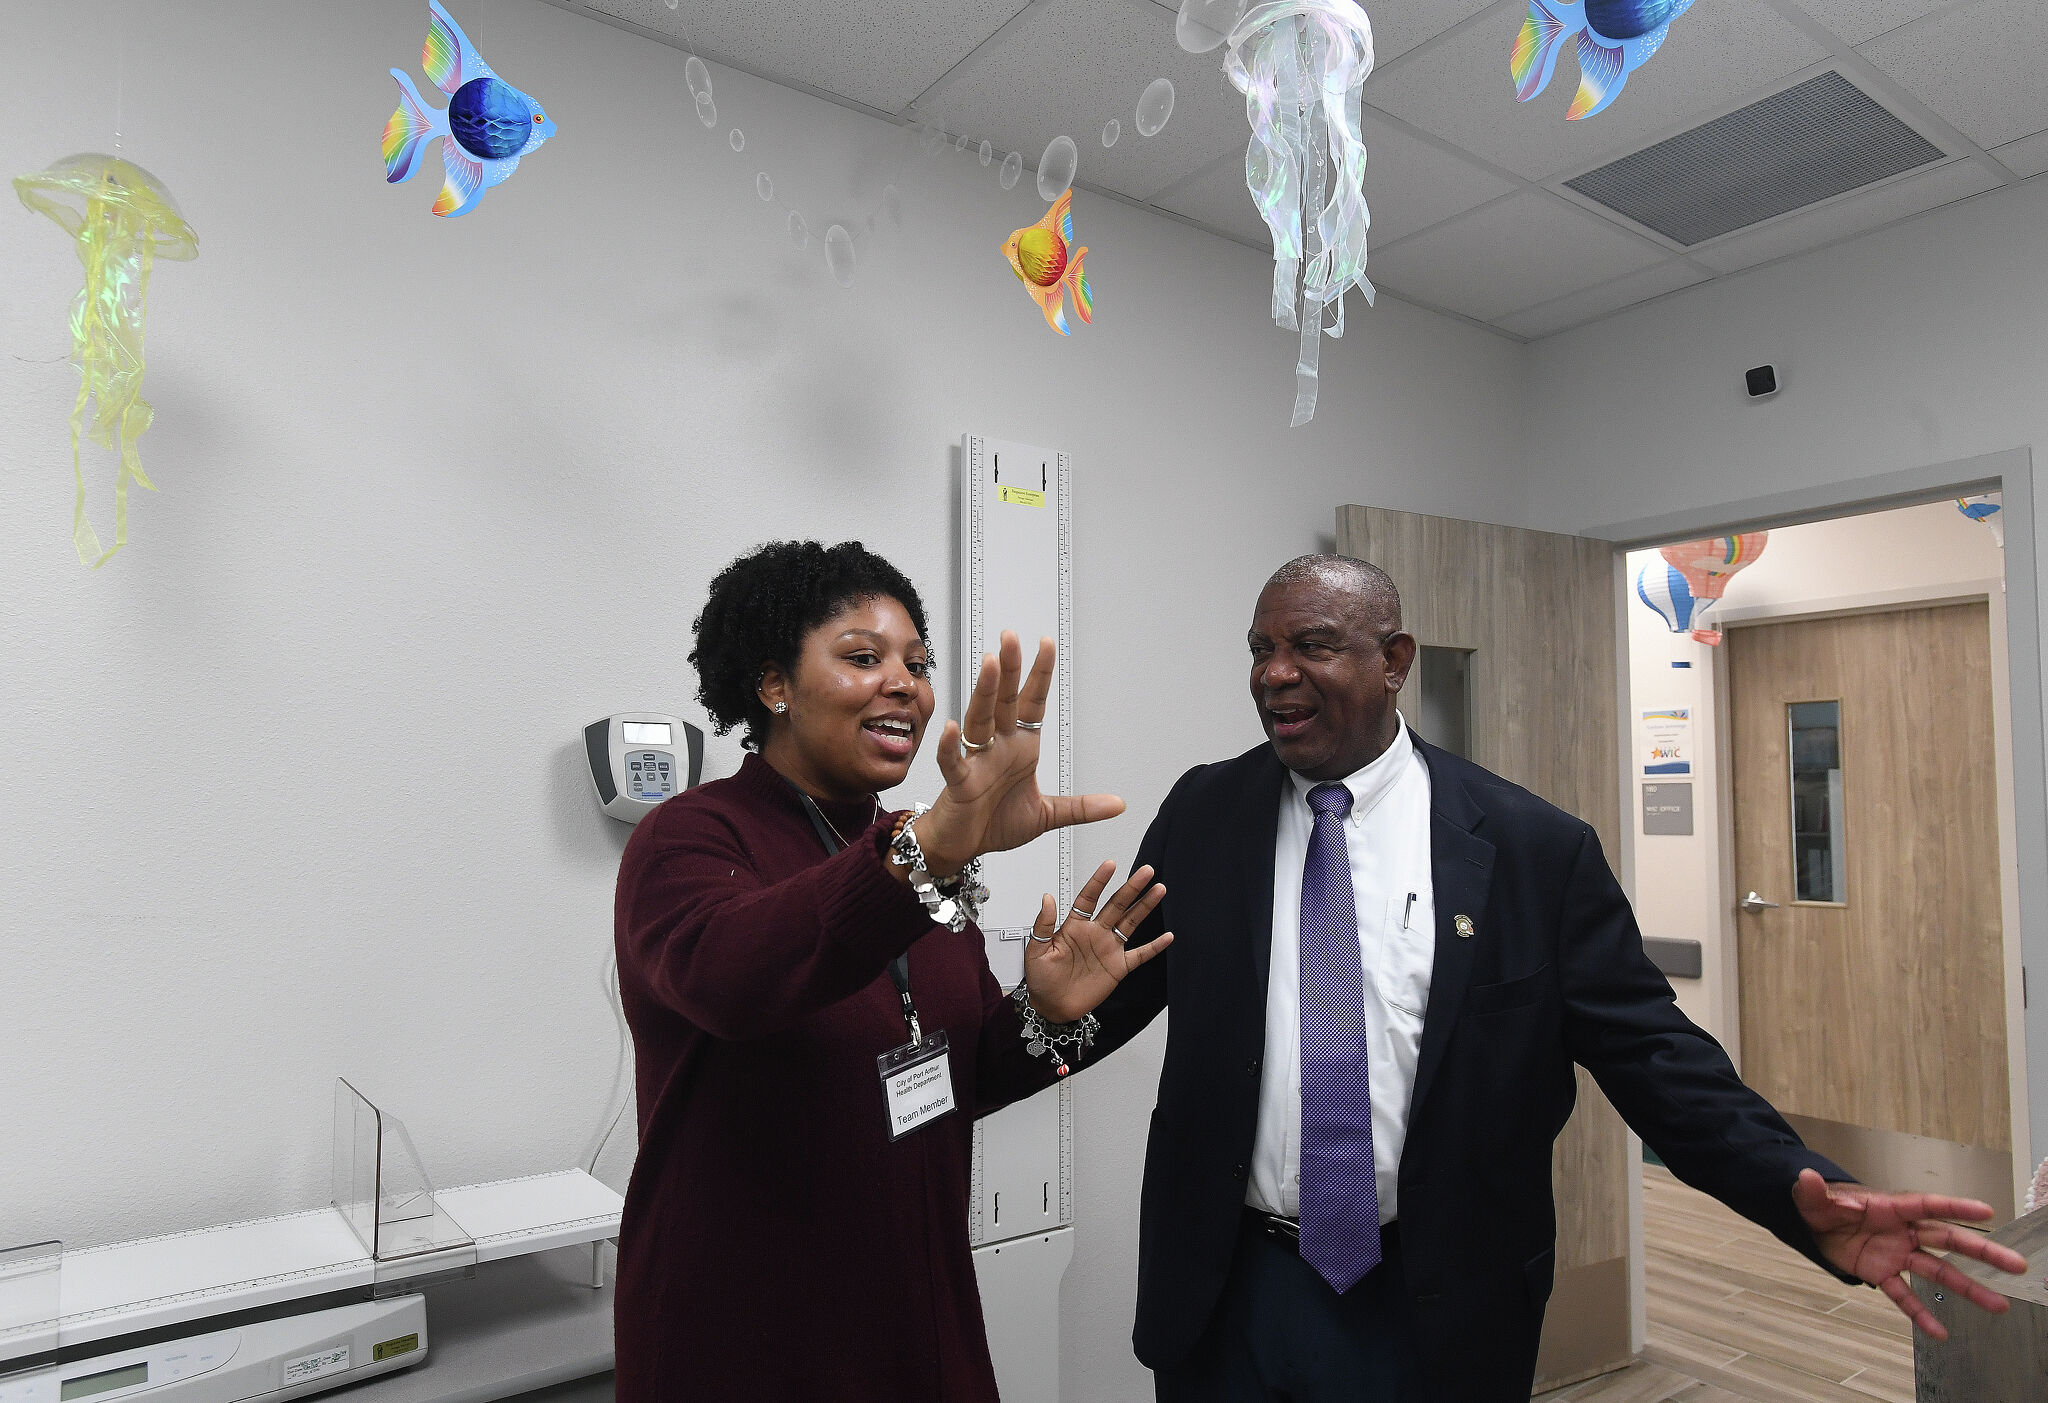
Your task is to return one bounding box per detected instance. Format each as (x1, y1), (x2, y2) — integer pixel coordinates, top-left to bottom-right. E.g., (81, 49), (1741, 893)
(1001, 190), (1094, 335)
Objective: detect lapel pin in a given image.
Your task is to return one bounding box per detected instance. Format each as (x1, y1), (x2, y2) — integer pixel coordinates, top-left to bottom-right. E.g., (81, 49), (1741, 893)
(1454, 914), (1474, 939)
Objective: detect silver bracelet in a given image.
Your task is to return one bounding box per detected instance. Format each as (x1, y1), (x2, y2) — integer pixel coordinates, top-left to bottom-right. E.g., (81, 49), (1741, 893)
(1011, 986), (1098, 1078)
(888, 804), (988, 933)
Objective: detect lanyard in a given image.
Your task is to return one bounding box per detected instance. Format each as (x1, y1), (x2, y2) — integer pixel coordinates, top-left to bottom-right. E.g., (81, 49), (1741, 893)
(793, 787), (923, 1043)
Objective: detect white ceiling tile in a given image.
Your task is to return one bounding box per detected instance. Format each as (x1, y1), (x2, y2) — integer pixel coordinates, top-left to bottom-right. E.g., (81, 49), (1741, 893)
(1367, 190), (1664, 321)
(1149, 108), (1513, 251)
(924, 0), (1249, 203)
(1688, 156), (2001, 272)
(1354, 109), (1520, 245)
(582, 0), (1029, 113)
(1366, 0), (1503, 64)
(1366, 0), (1830, 180)
(1784, 0), (1963, 47)
(1492, 258), (1707, 338)
(1139, 0), (1501, 65)
(1859, 0), (2048, 149)
(1150, 158), (1278, 248)
(1991, 129), (2048, 179)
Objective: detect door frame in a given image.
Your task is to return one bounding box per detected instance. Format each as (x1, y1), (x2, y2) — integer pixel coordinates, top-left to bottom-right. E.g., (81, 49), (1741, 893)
(1586, 446), (2046, 1212)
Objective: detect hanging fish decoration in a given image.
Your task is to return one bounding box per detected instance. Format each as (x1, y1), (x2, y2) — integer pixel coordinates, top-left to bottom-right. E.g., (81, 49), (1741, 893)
(1512, 0), (1695, 120)
(1002, 190), (1094, 336)
(383, 0), (556, 217)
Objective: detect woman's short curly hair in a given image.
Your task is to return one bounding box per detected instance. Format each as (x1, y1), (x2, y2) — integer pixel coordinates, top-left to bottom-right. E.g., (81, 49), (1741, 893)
(690, 540), (931, 750)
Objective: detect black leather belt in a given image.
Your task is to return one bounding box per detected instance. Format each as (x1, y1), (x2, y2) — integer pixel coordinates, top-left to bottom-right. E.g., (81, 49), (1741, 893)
(1243, 1206), (1398, 1256)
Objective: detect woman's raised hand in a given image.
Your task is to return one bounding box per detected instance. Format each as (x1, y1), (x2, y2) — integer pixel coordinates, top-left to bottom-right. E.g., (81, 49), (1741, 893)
(914, 632), (1124, 873)
(1022, 861), (1173, 1023)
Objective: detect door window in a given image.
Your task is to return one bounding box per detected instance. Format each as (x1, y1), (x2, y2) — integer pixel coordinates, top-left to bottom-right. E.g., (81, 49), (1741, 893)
(1788, 700), (1846, 903)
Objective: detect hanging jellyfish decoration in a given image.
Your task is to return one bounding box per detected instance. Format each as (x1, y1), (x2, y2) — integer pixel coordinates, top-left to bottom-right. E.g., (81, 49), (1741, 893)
(14, 154), (198, 567)
(1186, 0), (1375, 427)
(1958, 493), (2004, 549)
(1511, 0), (1695, 120)
(1649, 534), (1769, 646)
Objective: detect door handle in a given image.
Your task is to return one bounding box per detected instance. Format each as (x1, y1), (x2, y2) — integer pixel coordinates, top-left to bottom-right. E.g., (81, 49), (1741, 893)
(1740, 891), (1781, 913)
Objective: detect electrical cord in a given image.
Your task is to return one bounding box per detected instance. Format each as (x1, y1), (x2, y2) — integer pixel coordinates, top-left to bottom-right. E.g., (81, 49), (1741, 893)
(585, 942), (634, 1176)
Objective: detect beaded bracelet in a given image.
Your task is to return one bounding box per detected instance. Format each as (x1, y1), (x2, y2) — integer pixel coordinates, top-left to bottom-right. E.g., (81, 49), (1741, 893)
(1011, 986), (1098, 1078)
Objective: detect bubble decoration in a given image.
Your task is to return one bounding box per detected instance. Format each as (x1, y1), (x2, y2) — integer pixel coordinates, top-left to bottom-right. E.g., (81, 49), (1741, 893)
(695, 91), (717, 128)
(1176, 0), (1244, 53)
(1035, 135), (1077, 202)
(824, 224), (855, 288)
(729, 128), (745, 151)
(1101, 118), (1120, 148)
(1000, 151), (1023, 189)
(684, 55), (712, 101)
(757, 172), (773, 201)
(979, 140), (993, 166)
(955, 134), (968, 150)
(788, 211), (809, 249)
(1136, 78), (1176, 136)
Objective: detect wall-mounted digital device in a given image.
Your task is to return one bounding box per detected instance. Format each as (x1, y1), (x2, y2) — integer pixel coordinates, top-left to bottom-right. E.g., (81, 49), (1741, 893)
(584, 714), (703, 823)
(0, 1295), (427, 1403)
(1744, 364), (1779, 398)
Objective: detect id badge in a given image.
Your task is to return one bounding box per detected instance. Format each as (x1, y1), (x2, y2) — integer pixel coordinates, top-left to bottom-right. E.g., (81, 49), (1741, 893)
(877, 1031), (956, 1141)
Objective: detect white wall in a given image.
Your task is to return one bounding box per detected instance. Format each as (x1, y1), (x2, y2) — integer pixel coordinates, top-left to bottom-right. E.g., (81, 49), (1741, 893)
(0, 4), (1529, 1398)
(1624, 503), (2006, 1048)
(1531, 174), (2048, 1179)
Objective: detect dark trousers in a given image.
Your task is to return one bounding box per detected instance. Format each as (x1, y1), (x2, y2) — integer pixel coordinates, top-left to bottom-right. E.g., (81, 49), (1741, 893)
(1154, 1214), (1421, 1403)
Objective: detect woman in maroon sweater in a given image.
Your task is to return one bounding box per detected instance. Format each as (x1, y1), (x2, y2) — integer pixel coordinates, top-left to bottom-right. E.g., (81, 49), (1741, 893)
(613, 541), (1167, 1403)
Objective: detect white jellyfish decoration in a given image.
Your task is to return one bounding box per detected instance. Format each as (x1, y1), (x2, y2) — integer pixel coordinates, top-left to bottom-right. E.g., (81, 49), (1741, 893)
(1209, 0), (1377, 427)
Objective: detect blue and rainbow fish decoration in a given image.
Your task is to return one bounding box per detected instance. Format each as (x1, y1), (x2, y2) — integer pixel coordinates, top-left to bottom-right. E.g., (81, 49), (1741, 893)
(1512, 0), (1695, 120)
(1002, 190), (1093, 336)
(383, 0), (556, 216)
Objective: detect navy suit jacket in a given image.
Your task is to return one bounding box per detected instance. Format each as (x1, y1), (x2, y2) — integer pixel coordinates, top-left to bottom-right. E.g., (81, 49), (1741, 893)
(1090, 736), (1850, 1400)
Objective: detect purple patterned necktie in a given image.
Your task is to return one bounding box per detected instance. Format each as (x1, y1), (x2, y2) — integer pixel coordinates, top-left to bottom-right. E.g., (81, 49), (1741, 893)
(1299, 780), (1381, 1293)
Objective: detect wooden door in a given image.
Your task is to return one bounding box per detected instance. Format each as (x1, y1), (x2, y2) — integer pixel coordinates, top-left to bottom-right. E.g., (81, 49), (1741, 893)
(1337, 506), (1628, 1393)
(1728, 604), (2009, 1168)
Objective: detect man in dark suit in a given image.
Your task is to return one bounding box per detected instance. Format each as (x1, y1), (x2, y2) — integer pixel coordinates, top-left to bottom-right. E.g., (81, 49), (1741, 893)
(1080, 554), (2026, 1401)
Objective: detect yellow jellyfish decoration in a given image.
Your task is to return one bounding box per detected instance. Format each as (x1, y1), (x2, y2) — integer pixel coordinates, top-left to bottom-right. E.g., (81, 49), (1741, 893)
(13, 154), (198, 567)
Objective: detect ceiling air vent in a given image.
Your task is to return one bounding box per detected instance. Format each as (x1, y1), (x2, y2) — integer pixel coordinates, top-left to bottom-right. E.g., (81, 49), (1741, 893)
(1564, 71), (1944, 247)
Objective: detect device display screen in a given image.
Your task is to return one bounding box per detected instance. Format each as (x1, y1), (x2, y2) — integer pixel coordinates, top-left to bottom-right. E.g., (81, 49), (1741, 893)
(621, 722), (671, 746)
(62, 1364), (148, 1400)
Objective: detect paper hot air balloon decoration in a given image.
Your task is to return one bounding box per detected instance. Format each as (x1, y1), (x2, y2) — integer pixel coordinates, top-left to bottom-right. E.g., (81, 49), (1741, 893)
(1649, 533), (1769, 646)
(1958, 494), (2003, 549)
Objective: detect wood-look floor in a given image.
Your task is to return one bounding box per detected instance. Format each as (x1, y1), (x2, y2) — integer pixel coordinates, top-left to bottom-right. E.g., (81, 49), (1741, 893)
(1534, 1165), (1913, 1403)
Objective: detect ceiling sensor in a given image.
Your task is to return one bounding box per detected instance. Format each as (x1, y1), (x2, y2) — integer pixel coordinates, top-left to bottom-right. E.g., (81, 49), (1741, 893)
(1745, 365), (1780, 399)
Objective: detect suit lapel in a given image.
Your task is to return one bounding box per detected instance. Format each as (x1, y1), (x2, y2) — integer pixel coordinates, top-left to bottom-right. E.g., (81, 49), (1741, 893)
(1407, 742), (1495, 1126)
(1241, 748), (1286, 999)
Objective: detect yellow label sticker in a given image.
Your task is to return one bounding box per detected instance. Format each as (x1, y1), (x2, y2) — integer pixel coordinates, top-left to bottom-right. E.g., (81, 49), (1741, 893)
(373, 1335), (420, 1363)
(997, 484), (1046, 508)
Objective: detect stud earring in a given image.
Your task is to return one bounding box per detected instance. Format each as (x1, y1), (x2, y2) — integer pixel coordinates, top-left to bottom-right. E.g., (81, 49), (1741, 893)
(773, 702), (787, 713)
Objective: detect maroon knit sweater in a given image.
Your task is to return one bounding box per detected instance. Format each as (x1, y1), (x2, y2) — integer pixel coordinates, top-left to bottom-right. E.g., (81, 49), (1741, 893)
(612, 752), (1057, 1403)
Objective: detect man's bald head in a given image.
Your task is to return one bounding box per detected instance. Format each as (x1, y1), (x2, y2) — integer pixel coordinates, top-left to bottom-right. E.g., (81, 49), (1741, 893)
(1262, 554), (1402, 634)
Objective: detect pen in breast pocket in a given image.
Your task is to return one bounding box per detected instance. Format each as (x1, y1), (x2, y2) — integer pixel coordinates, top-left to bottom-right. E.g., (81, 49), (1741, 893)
(1403, 892), (1415, 928)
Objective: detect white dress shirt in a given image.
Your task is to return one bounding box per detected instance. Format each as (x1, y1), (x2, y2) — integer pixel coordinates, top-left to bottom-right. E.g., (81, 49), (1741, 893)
(1248, 716), (1435, 1223)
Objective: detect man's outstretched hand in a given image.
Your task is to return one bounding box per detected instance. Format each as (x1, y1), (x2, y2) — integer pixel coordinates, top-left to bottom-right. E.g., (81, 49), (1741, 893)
(1792, 1168), (2032, 1339)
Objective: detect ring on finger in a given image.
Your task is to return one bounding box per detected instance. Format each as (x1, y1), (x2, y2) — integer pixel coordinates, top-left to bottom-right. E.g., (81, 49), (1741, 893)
(1015, 719), (1044, 731)
(1026, 931), (1054, 944)
(961, 735), (993, 753)
(1113, 926), (1130, 944)
(1068, 904), (1097, 922)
